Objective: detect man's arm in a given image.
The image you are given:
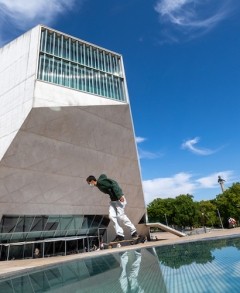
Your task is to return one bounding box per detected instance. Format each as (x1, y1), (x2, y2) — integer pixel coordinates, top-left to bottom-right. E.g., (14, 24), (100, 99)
(111, 180), (124, 201)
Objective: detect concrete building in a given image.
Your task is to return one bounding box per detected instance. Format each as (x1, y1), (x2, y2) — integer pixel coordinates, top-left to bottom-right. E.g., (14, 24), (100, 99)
(0, 25), (147, 260)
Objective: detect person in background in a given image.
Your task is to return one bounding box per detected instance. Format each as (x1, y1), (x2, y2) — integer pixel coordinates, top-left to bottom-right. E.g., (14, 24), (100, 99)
(33, 248), (40, 258)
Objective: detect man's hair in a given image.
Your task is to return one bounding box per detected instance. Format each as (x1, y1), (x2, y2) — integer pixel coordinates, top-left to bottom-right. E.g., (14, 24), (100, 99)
(86, 175), (97, 182)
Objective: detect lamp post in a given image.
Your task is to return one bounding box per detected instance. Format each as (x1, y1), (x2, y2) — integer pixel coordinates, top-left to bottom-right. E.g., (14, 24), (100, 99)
(202, 213), (207, 233)
(164, 213), (168, 226)
(217, 208), (224, 229)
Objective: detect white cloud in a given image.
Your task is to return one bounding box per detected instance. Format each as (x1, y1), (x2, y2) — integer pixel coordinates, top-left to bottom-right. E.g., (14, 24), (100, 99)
(138, 147), (163, 159)
(154, 0), (237, 41)
(143, 170), (235, 204)
(196, 171), (234, 188)
(135, 136), (163, 159)
(135, 137), (147, 144)
(0, 0), (78, 29)
(181, 137), (221, 155)
(0, 0), (81, 46)
(143, 172), (195, 203)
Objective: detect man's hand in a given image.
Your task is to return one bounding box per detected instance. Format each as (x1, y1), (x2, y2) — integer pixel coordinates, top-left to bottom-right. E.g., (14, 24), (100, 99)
(119, 196), (125, 202)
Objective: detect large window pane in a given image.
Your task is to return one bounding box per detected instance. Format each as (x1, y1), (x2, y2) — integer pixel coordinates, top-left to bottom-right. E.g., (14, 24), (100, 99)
(37, 54), (44, 80)
(1, 216), (19, 233)
(46, 33), (54, 54)
(44, 242), (53, 257)
(40, 30), (46, 52)
(0, 245), (8, 261)
(54, 241), (65, 256)
(31, 216), (48, 232)
(45, 216), (59, 231)
(90, 215), (103, 228)
(66, 239), (78, 255)
(74, 216), (83, 230)
(100, 216), (110, 228)
(24, 243), (33, 259)
(9, 244), (24, 260)
(58, 216), (73, 231)
(15, 216), (34, 233)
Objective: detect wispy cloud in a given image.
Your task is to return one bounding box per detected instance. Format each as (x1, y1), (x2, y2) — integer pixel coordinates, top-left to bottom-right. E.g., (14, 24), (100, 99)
(135, 136), (147, 144)
(154, 0), (237, 41)
(0, 0), (80, 46)
(135, 136), (163, 159)
(138, 147), (163, 159)
(143, 170), (235, 204)
(181, 137), (223, 155)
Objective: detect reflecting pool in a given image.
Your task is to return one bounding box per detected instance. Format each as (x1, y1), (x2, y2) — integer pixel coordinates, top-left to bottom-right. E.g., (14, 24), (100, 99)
(1, 236), (240, 293)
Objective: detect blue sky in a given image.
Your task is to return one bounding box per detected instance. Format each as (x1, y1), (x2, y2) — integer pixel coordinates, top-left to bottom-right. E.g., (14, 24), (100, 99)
(1, 0), (240, 204)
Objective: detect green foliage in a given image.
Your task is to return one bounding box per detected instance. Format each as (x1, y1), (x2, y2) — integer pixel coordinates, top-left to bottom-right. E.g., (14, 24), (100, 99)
(146, 182), (240, 228)
(147, 198), (175, 224)
(197, 200), (217, 227)
(147, 194), (198, 227)
(173, 194), (198, 227)
(215, 182), (240, 226)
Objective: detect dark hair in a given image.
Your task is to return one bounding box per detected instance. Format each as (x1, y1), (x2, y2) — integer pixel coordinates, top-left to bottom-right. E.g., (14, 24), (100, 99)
(86, 175), (97, 182)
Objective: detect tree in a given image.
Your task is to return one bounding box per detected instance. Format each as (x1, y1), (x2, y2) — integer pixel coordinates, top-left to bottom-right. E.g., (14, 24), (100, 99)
(147, 194), (198, 227)
(198, 200), (217, 227)
(147, 198), (175, 225)
(215, 182), (240, 227)
(173, 194), (198, 227)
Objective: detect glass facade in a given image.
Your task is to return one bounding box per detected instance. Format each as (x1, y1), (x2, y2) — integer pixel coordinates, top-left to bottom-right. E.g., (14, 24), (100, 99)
(0, 215), (110, 243)
(37, 28), (126, 102)
(0, 214), (110, 261)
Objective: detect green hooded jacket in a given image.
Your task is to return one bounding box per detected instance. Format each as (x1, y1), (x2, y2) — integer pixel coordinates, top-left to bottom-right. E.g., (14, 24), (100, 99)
(97, 174), (123, 201)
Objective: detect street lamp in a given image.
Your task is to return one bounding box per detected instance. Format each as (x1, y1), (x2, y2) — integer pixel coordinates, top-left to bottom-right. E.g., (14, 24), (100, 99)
(236, 205), (240, 226)
(217, 208), (224, 229)
(202, 213), (207, 233)
(164, 213), (168, 226)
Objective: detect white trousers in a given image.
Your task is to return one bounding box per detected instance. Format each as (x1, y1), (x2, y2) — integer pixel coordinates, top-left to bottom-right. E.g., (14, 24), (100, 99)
(119, 251), (144, 293)
(109, 196), (136, 237)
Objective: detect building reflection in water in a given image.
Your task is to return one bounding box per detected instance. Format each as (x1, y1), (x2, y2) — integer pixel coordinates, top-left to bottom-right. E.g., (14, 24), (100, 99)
(0, 248), (167, 293)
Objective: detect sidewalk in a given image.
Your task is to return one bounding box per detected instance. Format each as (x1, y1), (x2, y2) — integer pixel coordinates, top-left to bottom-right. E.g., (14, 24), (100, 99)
(0, 227), (239, 279)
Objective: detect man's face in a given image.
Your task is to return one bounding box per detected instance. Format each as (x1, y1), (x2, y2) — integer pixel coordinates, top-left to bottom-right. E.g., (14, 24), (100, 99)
(87, 180), (95, 187)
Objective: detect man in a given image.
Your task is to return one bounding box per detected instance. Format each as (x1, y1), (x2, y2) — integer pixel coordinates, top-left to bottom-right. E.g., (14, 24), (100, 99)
(86, 174), (138, 242)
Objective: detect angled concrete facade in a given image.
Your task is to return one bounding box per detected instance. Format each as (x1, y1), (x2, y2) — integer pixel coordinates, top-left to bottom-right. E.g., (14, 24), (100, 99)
(0, 25), (147, 253)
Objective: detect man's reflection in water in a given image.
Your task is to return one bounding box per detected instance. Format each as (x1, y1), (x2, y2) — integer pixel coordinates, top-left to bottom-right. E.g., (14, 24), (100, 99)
(119, 250), (144, 293)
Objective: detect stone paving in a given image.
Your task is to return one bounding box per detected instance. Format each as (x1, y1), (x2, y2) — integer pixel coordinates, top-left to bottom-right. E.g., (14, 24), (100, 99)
(0, 228), (239, 279)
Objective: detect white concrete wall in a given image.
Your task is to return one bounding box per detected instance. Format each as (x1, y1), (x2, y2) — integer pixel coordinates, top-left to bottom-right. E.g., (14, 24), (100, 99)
(33, 81), (125, 107)
(0, 25), (40, 160)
